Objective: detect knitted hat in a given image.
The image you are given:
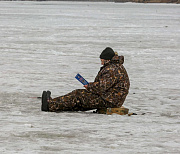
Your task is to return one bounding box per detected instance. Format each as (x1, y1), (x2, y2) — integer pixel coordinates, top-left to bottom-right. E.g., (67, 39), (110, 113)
(100, 47), (115, 60)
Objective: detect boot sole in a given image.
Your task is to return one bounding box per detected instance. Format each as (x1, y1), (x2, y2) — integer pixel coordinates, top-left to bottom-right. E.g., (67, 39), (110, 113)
(41, 91), (48, 111)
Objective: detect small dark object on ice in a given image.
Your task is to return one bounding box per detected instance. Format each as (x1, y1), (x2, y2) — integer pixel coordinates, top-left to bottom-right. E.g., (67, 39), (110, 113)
(128, 113), (137, 116)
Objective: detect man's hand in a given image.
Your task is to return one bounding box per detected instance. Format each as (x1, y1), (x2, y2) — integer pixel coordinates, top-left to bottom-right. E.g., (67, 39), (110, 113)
(84, 85), (88, 89)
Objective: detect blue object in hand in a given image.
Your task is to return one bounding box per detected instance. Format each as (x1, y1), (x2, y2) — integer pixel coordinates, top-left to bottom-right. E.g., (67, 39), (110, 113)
(75, 73), (89, 85)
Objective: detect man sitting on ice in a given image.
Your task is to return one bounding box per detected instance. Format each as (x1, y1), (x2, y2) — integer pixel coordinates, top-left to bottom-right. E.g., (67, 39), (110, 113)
(41, 47), (130, 112)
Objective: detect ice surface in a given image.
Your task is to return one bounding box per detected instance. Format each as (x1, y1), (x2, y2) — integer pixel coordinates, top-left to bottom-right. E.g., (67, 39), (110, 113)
(0, 1), (180, 154)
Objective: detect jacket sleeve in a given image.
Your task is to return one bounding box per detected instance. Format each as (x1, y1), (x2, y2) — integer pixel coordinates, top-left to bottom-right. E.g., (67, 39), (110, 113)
(87, 67), (118, 95)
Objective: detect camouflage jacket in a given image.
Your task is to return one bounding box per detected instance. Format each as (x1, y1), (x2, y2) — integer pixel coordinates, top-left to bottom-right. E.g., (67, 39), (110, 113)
(87, 55), (130, 107)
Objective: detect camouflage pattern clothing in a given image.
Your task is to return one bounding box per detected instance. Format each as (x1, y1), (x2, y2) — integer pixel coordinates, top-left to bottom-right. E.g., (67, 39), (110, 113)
(48, 55), (130, 112)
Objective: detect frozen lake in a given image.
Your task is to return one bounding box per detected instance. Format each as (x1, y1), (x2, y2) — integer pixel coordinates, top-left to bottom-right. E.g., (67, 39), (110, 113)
(0, 1), (180, 153)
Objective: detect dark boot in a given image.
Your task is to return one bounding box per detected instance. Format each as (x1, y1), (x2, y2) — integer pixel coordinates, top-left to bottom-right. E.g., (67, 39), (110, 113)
(47, 90), (51, 102)
(41, 91), (48, 111)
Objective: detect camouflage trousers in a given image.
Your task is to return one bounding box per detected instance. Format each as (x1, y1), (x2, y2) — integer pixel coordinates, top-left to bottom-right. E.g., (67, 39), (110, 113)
(48, 89), (118, 112)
